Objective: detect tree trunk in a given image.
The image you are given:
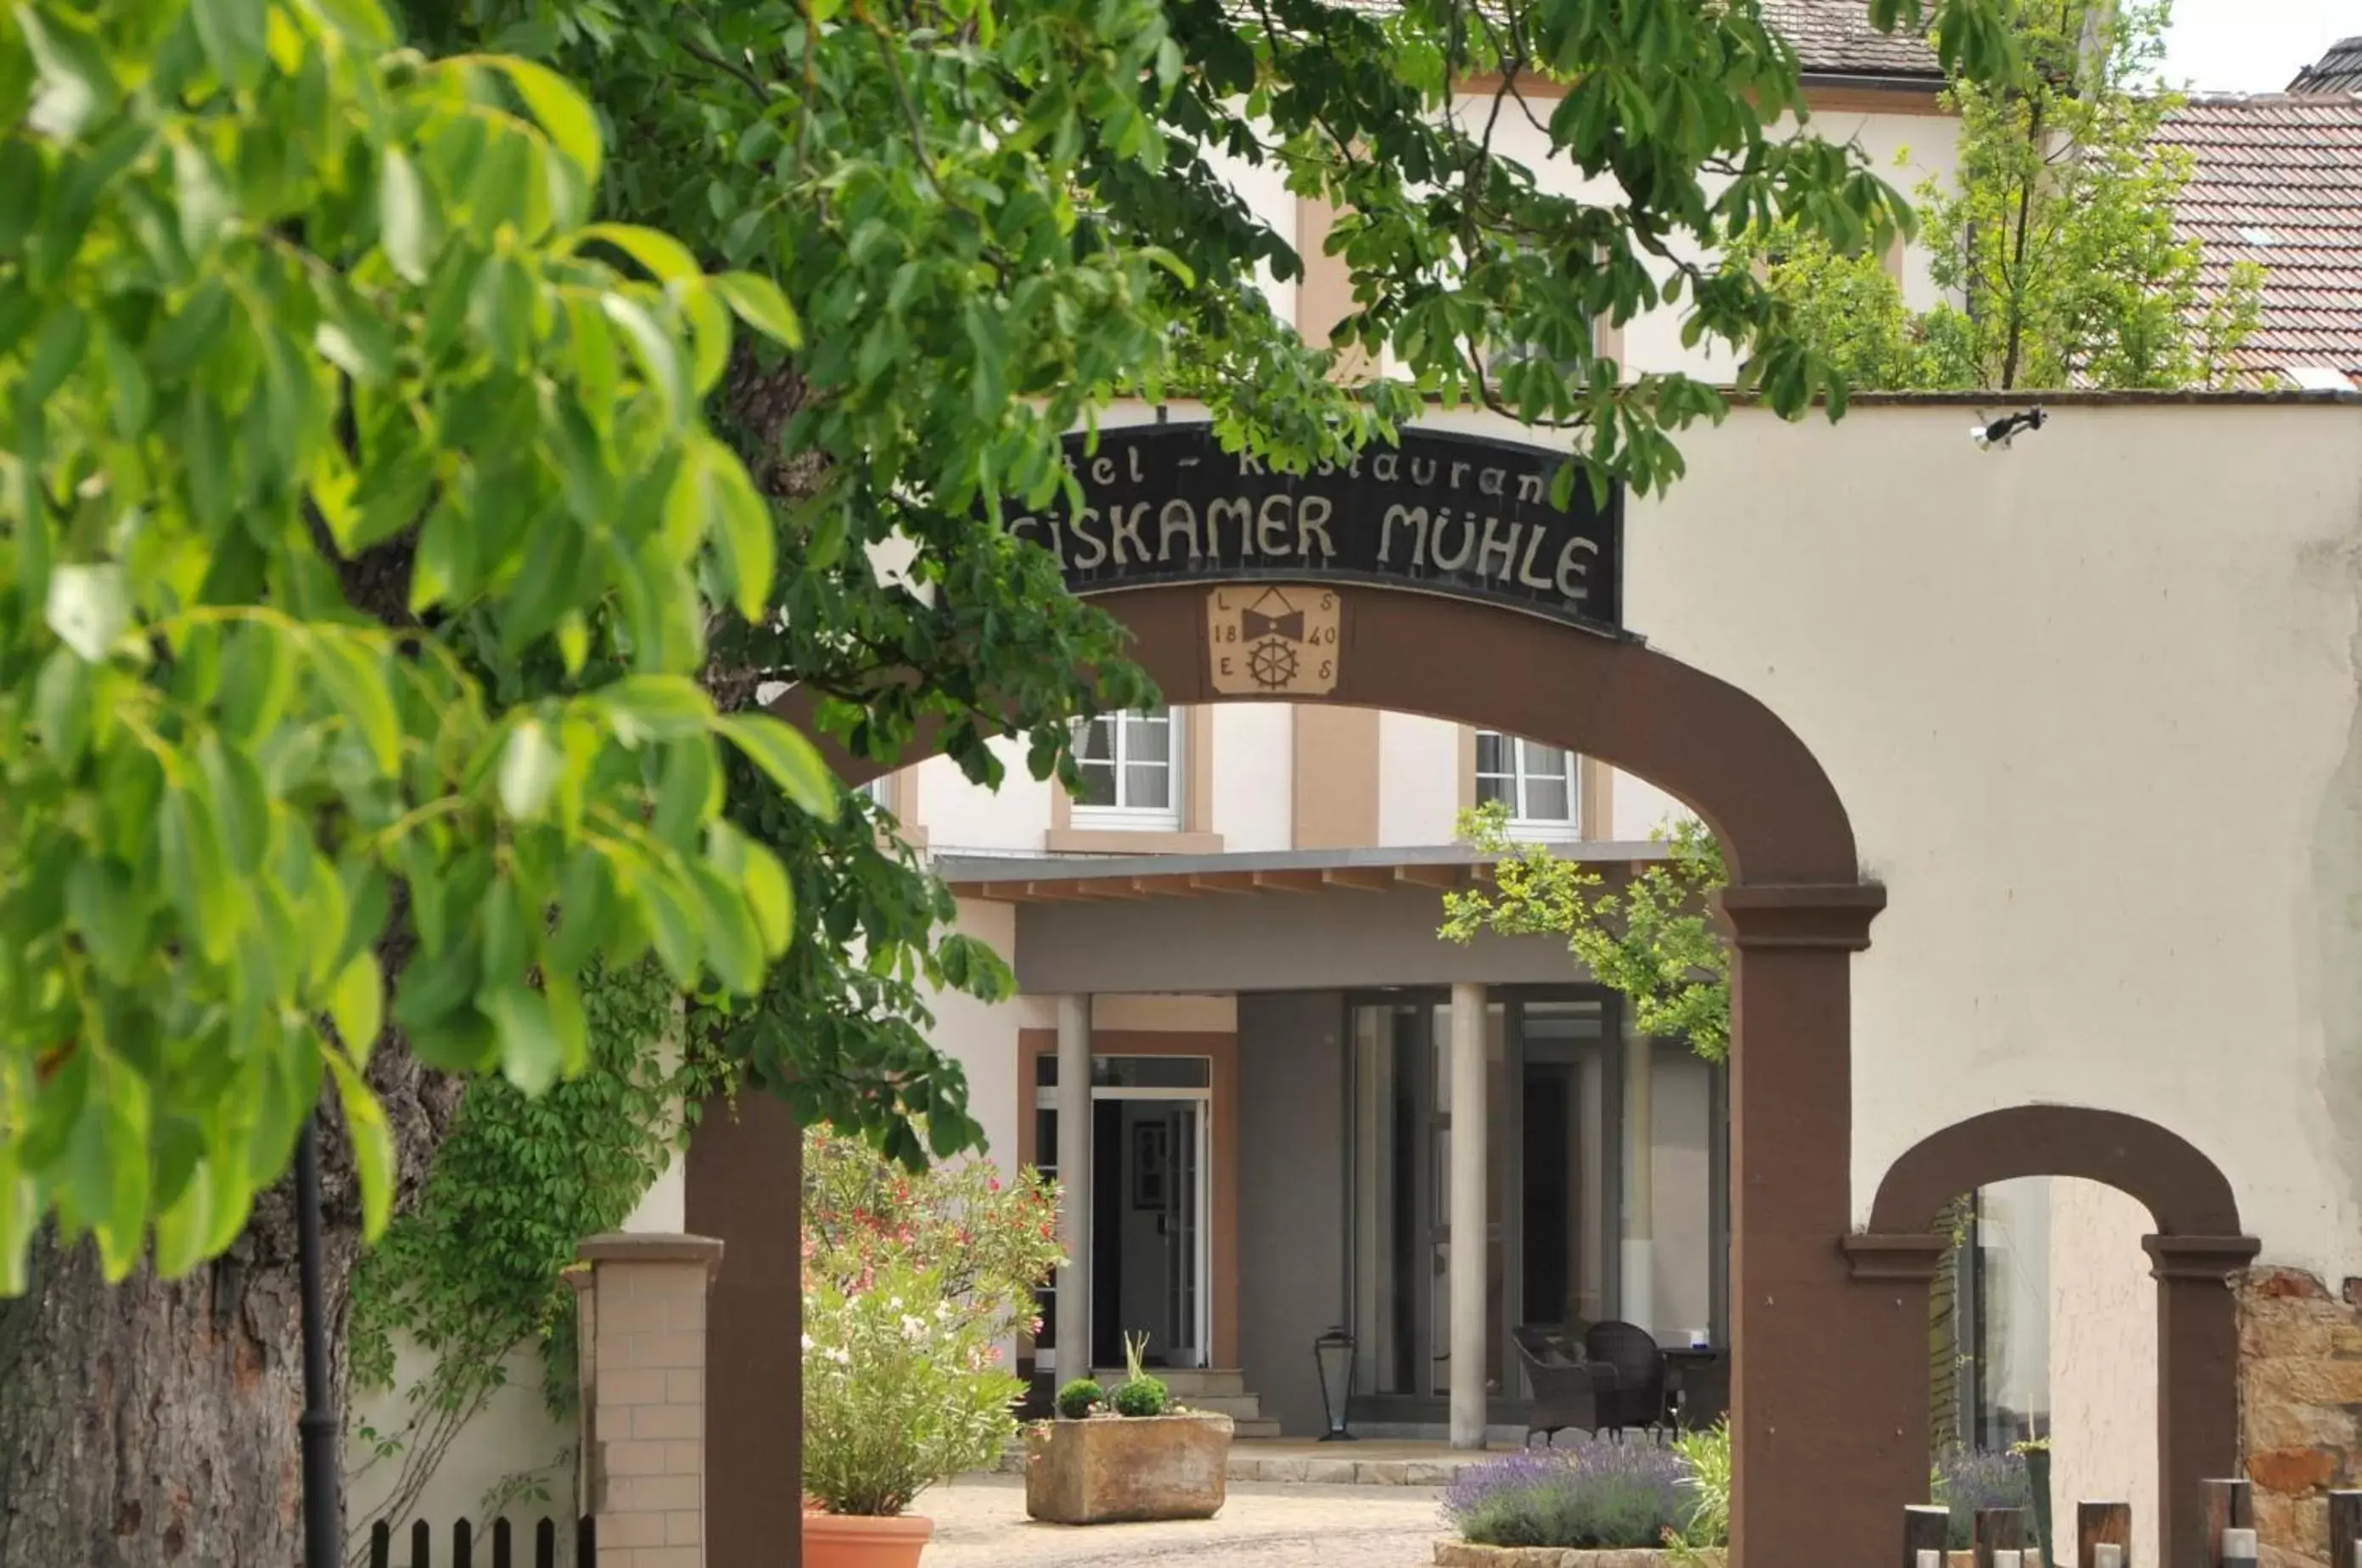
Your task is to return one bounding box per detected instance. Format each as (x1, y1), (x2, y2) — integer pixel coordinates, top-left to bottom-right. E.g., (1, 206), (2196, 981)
(0, 1028), (460, 1566)
(0, 1212), (351, 1566)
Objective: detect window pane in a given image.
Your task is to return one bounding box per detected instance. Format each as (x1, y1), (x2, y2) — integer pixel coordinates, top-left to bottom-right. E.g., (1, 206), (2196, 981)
(1518, 741), (1572, 782)
(1126, 711), (1171, 764)
(1074, 716), (1115, 763)
(1475, 731), (1507, 774)
(1523, 776), (1571, 821)
(1074, 760), (1118, 807)
(1093, 1056), (1212, 1089)
(1124, 762), (1171, 809)
(1475, 776), (1511, 808)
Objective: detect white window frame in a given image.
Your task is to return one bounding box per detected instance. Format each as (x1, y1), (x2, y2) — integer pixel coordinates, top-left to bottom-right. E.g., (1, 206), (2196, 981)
(1071, 707), (1183, 831)
(1475, 731), (1581, 840)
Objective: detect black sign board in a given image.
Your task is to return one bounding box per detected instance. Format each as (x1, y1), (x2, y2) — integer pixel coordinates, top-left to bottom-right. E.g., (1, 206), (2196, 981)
(1005, 423), (1624, 634)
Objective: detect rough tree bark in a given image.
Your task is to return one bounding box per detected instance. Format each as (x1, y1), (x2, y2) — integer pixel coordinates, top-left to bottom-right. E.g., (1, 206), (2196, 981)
(0, 350), (815, 1565)
(0, 1038), (463, 1566)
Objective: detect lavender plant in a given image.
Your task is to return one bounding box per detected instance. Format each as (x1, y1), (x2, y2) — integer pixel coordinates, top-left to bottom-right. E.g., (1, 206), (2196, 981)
(1444, 1444), (1704, 1550)
(1933, 1448), (2036, 1549)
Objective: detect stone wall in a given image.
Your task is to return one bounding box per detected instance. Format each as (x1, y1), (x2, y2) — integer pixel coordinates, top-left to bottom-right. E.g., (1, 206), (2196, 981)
(2241, 1267), (2362, 1568)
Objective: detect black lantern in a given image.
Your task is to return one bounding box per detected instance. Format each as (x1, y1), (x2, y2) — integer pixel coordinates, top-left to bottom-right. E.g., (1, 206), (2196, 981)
(1314, 1327), (1357, 1442)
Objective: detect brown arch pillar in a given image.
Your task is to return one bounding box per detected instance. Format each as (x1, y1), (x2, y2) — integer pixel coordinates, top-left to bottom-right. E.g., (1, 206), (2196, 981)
(703, 583), (1890, 1568)
(1853, 1106), (2259, 1568)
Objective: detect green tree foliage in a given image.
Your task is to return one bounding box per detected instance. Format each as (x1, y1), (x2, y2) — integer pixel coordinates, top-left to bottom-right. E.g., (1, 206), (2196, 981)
(1443, 800), (1729, 1059)
(0, 0), (2022, 1288)
(0, 0), (834, 1292)
(1734, 0), (2262, 390)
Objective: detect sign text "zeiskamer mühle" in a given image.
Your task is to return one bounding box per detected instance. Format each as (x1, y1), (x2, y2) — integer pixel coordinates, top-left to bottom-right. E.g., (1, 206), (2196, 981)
(1004, 424), (1624, 632)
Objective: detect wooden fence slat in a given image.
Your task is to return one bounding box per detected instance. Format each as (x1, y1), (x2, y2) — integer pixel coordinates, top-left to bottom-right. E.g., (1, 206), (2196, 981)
(1905, 1504), (1951, 1568)
(533, 1515), (555, 1568)
(1976, 1507), (2028, 1568)
(369, 1520), (392, 1568)
(2201, 1479), (2253, 1568)
(491, 1517), (512, 1568)
(452, 1517), (472, 1568)
(2331, 1492), (2362, 1568)
(409, 1516), (433, 1568)
(2077, 1500), (2133, 1568)
(575, 1515), (595, 1568)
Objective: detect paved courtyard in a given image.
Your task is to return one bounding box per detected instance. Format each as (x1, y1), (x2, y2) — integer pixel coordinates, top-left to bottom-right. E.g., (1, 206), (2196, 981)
(917, 1476), (1450, 1567)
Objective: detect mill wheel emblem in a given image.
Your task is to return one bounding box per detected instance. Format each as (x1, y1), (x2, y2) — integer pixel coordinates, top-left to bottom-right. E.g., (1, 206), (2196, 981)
(1206, 585), (1341, 697)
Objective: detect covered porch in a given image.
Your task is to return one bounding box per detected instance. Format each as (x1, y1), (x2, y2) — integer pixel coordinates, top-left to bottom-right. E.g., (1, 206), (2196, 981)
(945, 843), (1731, 1450)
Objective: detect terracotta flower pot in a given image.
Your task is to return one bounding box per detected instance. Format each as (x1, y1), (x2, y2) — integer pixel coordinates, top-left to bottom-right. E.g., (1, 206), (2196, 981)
(802, 1510), (935, 1568)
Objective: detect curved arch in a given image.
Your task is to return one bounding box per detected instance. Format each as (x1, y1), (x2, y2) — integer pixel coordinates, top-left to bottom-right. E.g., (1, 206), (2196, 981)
(821, 581), (1862, 886)
(1856, 1104), (2258, 1568)
(716, 579), (1899, 1568)
(1866, 1104), (2244, 1236)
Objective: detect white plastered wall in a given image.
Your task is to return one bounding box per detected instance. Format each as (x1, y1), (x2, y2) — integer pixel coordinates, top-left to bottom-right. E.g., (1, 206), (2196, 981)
(1212, 703), (1294, 850)
(345, 1347), (576, 1543)
(1379, 712), (1464, 845)
(2050, 1179), (2160, 1555)
(1405, 398), (2362, 1290)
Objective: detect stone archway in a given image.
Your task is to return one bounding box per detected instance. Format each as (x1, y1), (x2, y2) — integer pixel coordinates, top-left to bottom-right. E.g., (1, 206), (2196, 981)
(1847, 1106), (2260, 1568)
(688, 578), (1909, 1568)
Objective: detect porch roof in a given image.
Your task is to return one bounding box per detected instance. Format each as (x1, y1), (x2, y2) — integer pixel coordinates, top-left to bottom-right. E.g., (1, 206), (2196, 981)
(938, 840), (1670, 904)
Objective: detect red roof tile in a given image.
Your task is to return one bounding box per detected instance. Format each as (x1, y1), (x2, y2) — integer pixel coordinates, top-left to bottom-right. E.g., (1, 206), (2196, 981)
(1759, 0), (1941, 79)
(2154, 95), (2362, 389)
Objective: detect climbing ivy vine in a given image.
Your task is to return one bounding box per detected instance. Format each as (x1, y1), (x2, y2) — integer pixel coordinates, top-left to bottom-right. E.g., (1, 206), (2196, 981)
(345, 958), (719, 1541)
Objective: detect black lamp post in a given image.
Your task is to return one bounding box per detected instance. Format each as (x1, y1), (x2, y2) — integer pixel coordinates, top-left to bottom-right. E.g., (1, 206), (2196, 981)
(296, 1112), (339, 1568)
(1314, 1326), (1357, 1442)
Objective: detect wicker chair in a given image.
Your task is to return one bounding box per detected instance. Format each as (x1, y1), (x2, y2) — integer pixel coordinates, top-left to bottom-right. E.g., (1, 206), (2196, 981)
(1582, 1319), (1670, 1439)
(1510, 1326), (1604, 1447)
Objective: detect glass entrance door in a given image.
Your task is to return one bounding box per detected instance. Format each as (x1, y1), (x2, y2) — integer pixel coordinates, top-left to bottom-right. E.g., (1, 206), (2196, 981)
(1347, 992), (1617, 1410)
(1033, 1054), (1212, 1374)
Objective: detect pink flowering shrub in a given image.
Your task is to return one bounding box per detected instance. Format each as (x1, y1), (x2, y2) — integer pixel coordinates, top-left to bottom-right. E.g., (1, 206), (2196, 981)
(801, 1126), (1063, 1515)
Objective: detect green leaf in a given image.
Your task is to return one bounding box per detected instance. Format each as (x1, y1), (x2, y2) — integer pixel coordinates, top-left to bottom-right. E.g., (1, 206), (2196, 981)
(740, 838), (794, 954)
(715, 270), (803, 349)
(484, 985), (564, 1095)
(45, 563), (129, 662)
(698, 441), (776, 622)
(595, 675), (712, 744)
(329, 950), (384, 1063)
(379, 149), (435, 284)
(191, 0), (268, 87)
(171, 137), (233, 255)
(480, 55), (603, 187)
(311, 636), (401, 774)
(325, 1050), (396, 1240)
(635, 862), (704, 988)
(32, 646), (92, 766)
(16, 3), (121, 139)
(151, 1158), (213, 1279)
(24, 300), (86, 406)
(498, 718), (564, 820)
(579, 221), (700, 283)
(314, 282), (398, 384)
(715, 714), (837, 817)
(598, 293), (686, 423)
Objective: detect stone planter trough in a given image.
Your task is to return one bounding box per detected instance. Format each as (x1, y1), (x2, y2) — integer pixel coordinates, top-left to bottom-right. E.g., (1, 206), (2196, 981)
(1024, 1411), (1235, 1524)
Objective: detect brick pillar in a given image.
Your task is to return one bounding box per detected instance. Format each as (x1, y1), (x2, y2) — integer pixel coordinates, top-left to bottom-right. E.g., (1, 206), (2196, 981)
(577, 1233), (726, 1568)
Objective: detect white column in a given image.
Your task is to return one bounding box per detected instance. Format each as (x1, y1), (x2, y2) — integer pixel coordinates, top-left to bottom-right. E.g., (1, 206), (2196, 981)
(1449, 983), (1488, 1450)
(1055, 994), (1091, 1377)
(1620, 1029), (1655, 1336)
